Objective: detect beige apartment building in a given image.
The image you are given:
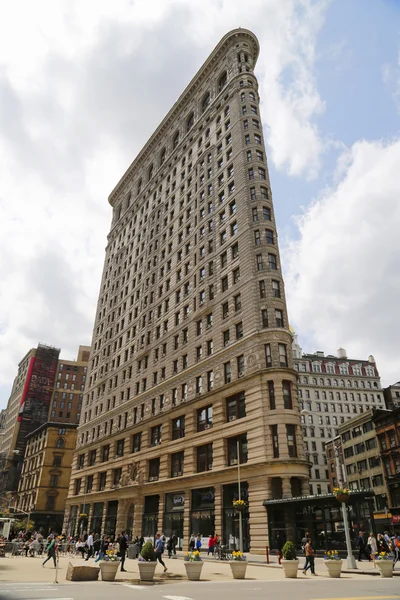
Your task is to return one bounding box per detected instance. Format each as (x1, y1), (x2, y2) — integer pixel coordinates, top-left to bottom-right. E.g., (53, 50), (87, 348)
(64, 29), (309, 553)
(292, 335), (384, 496)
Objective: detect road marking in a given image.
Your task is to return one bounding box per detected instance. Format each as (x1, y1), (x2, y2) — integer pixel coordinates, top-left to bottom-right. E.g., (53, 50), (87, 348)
(122, 583), (148, 590)
(162, 596), (195, 600)
(311, 597), (400, 600)
(0, 589), (58, 592)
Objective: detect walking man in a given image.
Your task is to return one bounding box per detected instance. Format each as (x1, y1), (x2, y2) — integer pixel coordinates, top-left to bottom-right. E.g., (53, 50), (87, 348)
(42, 536), (56, 568)
(357, 532), (371, 562)
(155, 532), (167, 572)
(118, 532), (128, 572)
(85, 531), (94, 560)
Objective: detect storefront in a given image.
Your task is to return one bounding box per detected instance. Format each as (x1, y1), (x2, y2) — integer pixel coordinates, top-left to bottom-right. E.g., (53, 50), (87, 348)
(265, 490), (376, 554)
(190, 487), (215, 537)
(68, 505), (78, 537)
(91, 502), (104, 535)
(222, 482), (250, 551)
(163, 492), (184, 546)
(142, 495), (159, 540)
(104, 500), (118, 538)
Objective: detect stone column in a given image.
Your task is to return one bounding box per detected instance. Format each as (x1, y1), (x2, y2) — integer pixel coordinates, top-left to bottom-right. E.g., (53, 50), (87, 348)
(301, 478), (309, 496)
(282, 477), (292, 499)
(214, 483), (222, 539)
(183, 487), (191, 551)
(158, 492), (165, 535)
(133, 494), (144, 538)
(248, 477), (269, 554)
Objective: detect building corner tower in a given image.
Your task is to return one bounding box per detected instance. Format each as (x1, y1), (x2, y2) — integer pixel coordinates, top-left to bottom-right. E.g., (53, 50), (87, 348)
(65, 28), (308, 553)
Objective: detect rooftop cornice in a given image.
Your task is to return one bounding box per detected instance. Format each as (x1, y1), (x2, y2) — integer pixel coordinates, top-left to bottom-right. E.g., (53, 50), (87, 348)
(108, 28), (259, 207)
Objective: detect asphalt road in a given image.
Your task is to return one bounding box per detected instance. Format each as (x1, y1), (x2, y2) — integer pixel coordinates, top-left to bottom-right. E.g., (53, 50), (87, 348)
(0, 579), (400, 600)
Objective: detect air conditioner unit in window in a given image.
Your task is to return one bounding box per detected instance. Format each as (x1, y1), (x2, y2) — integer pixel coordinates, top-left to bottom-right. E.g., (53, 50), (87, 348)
(230, 459), (238, 465)
(229, 416), (236, 422)
(238, 371), (244, 378)
(204, 424), (211, 430)
(149, 476), (158, 482)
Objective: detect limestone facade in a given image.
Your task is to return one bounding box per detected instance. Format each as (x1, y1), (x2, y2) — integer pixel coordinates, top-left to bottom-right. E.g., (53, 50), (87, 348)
(64, 28), (308, 553)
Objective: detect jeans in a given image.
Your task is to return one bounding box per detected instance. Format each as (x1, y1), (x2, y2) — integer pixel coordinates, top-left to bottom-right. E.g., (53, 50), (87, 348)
(94, 551), (104, 563)
(155, 552), (166, 568)
(304, 555), (315, 574)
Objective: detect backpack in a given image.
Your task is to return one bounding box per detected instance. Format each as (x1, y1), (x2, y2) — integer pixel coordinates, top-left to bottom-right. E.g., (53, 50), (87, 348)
(395, 538), (400, 549)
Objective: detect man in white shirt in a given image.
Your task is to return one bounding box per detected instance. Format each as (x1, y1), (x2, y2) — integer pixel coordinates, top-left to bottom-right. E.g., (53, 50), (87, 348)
(85, 532), (94, 560)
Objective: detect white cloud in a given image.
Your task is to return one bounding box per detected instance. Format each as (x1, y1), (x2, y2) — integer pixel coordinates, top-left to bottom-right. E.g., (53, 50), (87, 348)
(284, 139), (400, 386)
(0, 0), (328, 408)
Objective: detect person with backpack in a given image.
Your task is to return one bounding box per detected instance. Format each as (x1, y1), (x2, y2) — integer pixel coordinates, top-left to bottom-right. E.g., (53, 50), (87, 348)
(196, 534), (202, 551)
(391, 533), (400, 567)
(155, 532), (167, 572)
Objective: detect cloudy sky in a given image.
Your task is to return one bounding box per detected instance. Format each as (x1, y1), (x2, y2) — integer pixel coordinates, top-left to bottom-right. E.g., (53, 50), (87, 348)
(1, 0), (399, 409)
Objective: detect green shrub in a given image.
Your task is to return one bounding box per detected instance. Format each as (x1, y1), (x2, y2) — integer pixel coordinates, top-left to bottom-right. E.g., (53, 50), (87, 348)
(282, 541), (297, 560)
(140, 541), (156, 561)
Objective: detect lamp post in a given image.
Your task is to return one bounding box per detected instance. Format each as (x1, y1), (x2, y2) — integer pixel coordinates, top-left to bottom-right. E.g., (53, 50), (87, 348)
(237, 440), (243, 553)
(300, 409), (357, 569)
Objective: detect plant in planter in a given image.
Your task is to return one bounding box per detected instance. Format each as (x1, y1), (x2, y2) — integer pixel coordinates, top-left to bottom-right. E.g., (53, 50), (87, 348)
(376, 552), (394, 578)
(99, 549), (120, 581)
(232, 499), (246, 512)
(138, 541), (157, 581)
(229, 550), (247, 579)
(333, 487), (350, 503)
(281, 541), (299, 578)
(184, 550), (203, 580)
(324, 550), (343, 578)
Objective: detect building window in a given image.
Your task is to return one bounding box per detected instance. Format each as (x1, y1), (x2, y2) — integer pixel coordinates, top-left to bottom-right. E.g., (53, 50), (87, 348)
(261, 309), (269, 328)
(116, 439), (124, 457)
(224, 361), (232, 384)
(148, 458), (160, 481)
(197, 405), (213, 431)
(113, 468), (122, 486)
(74, 479), (82, 495)
(265, 344), (272, 367)
(45, 495), (56, 511)
(263, 206), (271, 221)
(227, 434), (248, 466)
(207, 370), (214, 391)
(99, 472), (107, 491)
(283, 381), (292, 409)
(197, 443), (213, 472)
(53, 455), (62, 467)
(196, 375), (203, 394)
(151, 425), (162, 447)
(272, 280), (281, 298)
(101, 445), (110, 462)
(237, 354), (244, 376)
(275, 309), (284, 327)
(257, 254), (263, 271)
(50, 475), (59, 488)
(235, 322), (243, 339)
(268, 381), (276, 410)
(271, 425), (279, 458)
(171, 451), (184, 477)
(172, 416), (185, 440)
(56, 438), (65, 449)
(268, 254), (277, 270)
(279, 344), (288, 367)
(132, 432), (142, 453)
(226, 392), (246, 422)
(286, 425), (297, 457)
(259, 280), (266, 298)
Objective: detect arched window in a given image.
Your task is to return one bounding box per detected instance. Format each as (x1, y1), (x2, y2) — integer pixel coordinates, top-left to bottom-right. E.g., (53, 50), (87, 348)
(186, 112), (194, 132)
(148, 163), (154, 182)
(137, 178), (142, 194)
(218, 71), (228, 91)
(173, 131), (179, 149)
(201, 92), (210, 113)
(56, 437), (65, 449)
(160, 148), (166, 165)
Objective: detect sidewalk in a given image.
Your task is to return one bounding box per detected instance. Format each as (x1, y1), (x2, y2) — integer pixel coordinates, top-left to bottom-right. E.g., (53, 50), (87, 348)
(1, 554), (397, 584)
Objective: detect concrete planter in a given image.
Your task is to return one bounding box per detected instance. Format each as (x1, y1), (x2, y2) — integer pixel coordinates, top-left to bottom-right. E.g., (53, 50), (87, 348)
(184, 561), (203, 581)
(377, 561), (393, 578)
(282, 559), (299, 578)
(325, 559), (342, 578)
(100, 561), (119, 581)
(138, 561), (157, 581)
(229, 561), (247, 579)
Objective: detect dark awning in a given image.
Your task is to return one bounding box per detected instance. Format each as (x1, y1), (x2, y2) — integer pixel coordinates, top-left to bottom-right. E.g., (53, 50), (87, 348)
(263, 490), (375, 506)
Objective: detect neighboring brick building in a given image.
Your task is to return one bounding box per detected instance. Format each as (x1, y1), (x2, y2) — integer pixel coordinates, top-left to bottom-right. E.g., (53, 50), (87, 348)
(50, 346), (90, 424)
(16, 422), (77, 534)
(383, 382), (400, 410)
(64, 28), (309, 554)
(292, 334), (384, 495)
(373, 407), (400, 530)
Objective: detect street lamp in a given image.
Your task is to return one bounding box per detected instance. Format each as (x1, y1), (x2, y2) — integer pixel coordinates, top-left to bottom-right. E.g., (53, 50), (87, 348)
(237, 440), (243, 553)
(301, 409), (357, 569)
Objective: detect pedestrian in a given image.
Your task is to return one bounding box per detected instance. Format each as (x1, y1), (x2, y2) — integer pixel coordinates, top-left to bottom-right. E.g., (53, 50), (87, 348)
(85, 531), (94, 560)
(95, 536), (110, 562)
(196, 534), (202, 551)
(118, 531), (128, 572)
(189, 532), (195, 551)
(383, 531), (392, 551)
(166, 537), (173, 559)
(155, 533), (167, 572)
(367, 532), (377, 567)
(301, 531), (310, 554)
(139, 536), (144, 551)
(171, 532), (178, 556)
(42, 536), (56, 568)
(207, 535), (214, 555)
(391, 533), (400, 567)
(377, 533), (389, 553)
(302, 538), (316, 575)
(93, 534), (101, 558)
(357, 531), (371, 562)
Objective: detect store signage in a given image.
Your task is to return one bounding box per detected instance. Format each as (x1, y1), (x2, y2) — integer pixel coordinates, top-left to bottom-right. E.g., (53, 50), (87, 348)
(173, 494), (185, 507)
(392, 515), (400, 524)
(200, 490), (214, 503)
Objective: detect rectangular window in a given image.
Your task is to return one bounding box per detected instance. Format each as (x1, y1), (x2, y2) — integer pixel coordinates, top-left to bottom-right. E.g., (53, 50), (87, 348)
(132, 432), (142, 453)
(265, 344), (272, 367)
(279, 344), (288, 367)
(268, 254), (277, 270)
(286, 424), (297, 457)
(226, 392), (246, 421)
(271, 425), (279, 458)
(99, 472), (107, 491)
(116, 439), (124, 457)
(197, 405), (213, 431)
(261, 309), (269, 328)
(283, 381), (292, 409)
(197, 443), (213, 472)
(151, 424), (162, 446)
(272, 280), (281, 298)
(235, 322), (243, 339)
(259, 280), (266, 298)
(102, 445), (110, 462)
(265, 229), (274, 244)
(148, 458), (160, 481)
(227, 434), (248, 465)
(275, 309), (284, 327)
(268, 381), (276, 410)
(172, 416), (185, 440)
(263, 206), (271, 221)
(171, 451), (184, 477)
(224, 361), (232, 384)
(257, 254), (263, 271)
